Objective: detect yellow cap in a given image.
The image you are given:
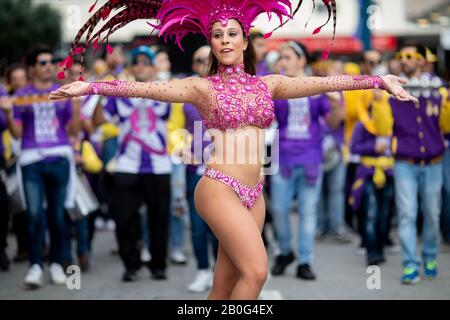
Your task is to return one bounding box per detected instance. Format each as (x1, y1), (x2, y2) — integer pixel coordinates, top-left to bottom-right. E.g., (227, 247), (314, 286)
(426, 47), (437, 63)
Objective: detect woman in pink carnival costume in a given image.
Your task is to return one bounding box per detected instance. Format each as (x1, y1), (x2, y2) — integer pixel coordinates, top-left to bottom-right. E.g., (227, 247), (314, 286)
(51, 0), (417, 299)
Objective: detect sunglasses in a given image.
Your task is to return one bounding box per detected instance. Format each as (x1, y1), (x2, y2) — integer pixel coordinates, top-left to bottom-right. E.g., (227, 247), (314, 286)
(194, 57), (208, 64)
(37, 59), (57, 66)
(365, 60), (380, 67)
(395, 52), (424, 61)
(132, 59), (152, 66)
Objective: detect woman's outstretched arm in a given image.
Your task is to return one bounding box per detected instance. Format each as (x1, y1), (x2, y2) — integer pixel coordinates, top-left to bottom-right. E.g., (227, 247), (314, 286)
(49, 77), (208, 105)
(263, 74), (418, 104)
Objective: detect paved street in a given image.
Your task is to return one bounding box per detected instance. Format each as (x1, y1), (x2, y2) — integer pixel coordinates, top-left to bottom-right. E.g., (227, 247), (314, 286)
(1, 218), (449, 300)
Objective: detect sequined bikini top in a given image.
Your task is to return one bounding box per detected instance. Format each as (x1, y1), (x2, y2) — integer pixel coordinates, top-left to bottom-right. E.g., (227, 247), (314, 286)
(202, 63), (275, 131)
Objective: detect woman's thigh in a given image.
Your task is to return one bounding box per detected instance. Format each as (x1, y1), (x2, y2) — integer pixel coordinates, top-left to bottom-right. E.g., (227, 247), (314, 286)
(194, 177), (267, 272)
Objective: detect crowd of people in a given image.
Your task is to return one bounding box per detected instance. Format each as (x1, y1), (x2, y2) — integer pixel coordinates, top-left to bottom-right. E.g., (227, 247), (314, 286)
(0, 30), (449, 292)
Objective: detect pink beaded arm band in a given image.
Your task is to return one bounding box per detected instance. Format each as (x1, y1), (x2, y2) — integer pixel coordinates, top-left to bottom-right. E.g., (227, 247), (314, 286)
(86, 80), (132, 97)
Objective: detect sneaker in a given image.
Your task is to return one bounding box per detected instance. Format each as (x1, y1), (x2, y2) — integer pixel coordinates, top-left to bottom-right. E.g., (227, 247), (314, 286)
(78, 255), (90, 272)
(315, 231), (328, 241)
(140, 248), (152, 263)
(151, 268), (167, 280)
(49, 263), (67, 285)
(106, 219), (116, 231)
(401, 267), (420, 285)
(122, 269), (139, 282)
(424, 260), (438, 280)
(24, 264), (43, 289)
(94, 217), (105, 230)
(188, 270), (213, 293)
(296, 264), (317, 280)
(329, 232), (354, 244)
(271, 251), (295, 276)
(170, 250), (187, 265)
(367, 256), (386, 266)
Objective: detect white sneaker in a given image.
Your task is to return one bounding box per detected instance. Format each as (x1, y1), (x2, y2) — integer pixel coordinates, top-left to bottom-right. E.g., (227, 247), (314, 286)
(140, 248), (152, 263)
(24, 264), (43, 289)
(170, 250), (187, 264)
(106, 219), (116, 231)
(188, 270), (213, 293)
(49, 263), (67, 285)
(95, 217), (105, 230)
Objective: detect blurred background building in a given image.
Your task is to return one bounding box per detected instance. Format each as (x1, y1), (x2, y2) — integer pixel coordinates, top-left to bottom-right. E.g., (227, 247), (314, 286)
(3, 0), (450, 76)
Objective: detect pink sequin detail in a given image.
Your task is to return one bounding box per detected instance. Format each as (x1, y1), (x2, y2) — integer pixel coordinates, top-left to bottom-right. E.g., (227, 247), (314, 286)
(87, 80), (129, 96)
(204, 167), (264, 209)
(205, 64), (275, 130)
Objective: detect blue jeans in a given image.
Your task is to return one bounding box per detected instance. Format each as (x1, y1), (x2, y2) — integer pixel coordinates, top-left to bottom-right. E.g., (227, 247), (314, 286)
(169, 214), (185, 251)
(141, 208), (150, 248)
(271, 165), (323, 264)
(363, 178), (394, 262)
(443, 148), (450, 242)
(62, 215), (90, 263)
(318, 160), (346, 234)
(394, 160), (443, 269)
(169, 163), (187, 251)
(22, 158), (70, 266)
(187, 171), (218, 270)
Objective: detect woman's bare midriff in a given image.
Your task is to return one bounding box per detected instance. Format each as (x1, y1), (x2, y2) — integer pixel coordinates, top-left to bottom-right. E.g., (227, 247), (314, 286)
(204, 125), (267, 187)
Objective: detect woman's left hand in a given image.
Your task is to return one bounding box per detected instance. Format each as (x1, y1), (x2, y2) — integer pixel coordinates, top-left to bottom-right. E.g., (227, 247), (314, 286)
(381, 75), (419, 104)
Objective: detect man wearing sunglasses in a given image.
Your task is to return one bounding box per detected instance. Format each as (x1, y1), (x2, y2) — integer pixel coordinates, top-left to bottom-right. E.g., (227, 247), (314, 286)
(361, 50), (382, 76)
(0, 46), (81, 289)
(385, 43), (450, 284)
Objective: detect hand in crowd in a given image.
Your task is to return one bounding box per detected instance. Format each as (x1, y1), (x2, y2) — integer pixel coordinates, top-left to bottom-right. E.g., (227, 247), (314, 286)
(375, 138), (389, 154)
(326, 92), (346, 120)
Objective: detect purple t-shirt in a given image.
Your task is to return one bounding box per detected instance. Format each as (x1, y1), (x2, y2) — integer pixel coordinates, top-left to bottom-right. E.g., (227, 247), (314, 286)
(275, 94), (331, 166)
(320, 92), (344, 148)
(0, 85), (8, 158)
(256, 60), (271, 76)
(13, 84), (72, 150)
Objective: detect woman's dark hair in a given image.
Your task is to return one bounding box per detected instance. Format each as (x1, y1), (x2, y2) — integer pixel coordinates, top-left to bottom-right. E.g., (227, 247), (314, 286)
(283, 41), (310, 64)
(25, 46), (53, 67)
(5, 63), (27, 83)
(207, 20), (256, 76)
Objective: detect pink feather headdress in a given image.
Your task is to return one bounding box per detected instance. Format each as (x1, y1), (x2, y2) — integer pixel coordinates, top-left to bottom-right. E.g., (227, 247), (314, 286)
(58, 0), (337, 80)
(154, 0), (293, 47)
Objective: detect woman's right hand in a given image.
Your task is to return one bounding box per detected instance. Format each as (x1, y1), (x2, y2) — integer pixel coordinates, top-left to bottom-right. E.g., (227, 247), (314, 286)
(49, 81), (90, 101)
